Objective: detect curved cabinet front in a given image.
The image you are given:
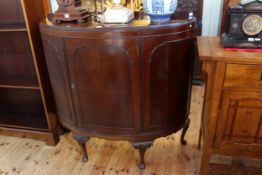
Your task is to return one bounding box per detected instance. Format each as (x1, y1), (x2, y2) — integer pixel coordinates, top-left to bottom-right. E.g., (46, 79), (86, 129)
(40, 18), (197, 168)
(67, 42), (140, 135)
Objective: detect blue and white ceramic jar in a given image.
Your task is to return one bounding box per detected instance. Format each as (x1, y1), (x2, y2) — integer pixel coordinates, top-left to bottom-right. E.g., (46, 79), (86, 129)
(144, 0), (178, 22)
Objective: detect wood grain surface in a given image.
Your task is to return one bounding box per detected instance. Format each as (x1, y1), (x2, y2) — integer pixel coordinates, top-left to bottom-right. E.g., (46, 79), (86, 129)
(197, 37), (262, 63)
(198, 36), (262, 175)
(0, 86), (204, 175)
(0, 0), (59, 145)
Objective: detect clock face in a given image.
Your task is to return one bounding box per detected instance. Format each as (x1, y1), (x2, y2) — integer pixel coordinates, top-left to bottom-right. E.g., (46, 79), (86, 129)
(242, 15), (262, 36)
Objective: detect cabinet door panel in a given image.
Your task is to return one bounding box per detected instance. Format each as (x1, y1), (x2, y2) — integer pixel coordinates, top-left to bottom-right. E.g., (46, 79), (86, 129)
(142, 36), (194, 132)
(215, 90), (262, 153)
(231, 107), (261, 143)
(65, 39), (140, 134)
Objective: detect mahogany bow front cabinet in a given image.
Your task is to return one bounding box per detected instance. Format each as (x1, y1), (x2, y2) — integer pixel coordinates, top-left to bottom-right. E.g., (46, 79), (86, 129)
(40, 18), (197, 169)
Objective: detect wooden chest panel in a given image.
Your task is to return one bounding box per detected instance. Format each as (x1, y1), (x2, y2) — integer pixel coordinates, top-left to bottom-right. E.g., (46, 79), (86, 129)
(215, 90), (262, 153)
(224, 64), (262, 89)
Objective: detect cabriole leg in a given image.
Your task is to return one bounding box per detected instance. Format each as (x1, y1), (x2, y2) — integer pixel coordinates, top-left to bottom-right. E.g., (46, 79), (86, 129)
(181, 118), (190, 145)
(72, 134), (89, 162)
(132, 142), (153, 169)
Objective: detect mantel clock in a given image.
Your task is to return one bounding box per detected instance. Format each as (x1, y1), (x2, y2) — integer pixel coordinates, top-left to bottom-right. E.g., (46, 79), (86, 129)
(49, 0), (90, 23)
(221, 0), (262, 48)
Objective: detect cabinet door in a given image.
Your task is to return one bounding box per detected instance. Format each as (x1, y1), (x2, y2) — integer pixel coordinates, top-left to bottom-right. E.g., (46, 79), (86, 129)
(65, 38), (140, 135)
(142, 37), (195, 132)
(215, 90), (262, 153)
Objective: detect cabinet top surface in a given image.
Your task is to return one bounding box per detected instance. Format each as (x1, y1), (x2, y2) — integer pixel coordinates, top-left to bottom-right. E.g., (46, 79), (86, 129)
(197, 36), (262, 64)
(40, 17), (197, 33)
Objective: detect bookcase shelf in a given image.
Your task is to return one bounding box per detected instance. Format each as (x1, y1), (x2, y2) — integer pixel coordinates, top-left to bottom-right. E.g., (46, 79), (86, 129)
(0, 84), (40, 90)
(0, 23), (27, 32)
(0, 113), (49, 131)
(0, 87), (48, 131)
(0, 0), (59, 145)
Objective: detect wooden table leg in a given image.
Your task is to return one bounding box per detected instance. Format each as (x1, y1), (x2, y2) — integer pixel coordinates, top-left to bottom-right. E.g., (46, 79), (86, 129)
(72, 133), (89, 162)
(132, 142), (153, 169)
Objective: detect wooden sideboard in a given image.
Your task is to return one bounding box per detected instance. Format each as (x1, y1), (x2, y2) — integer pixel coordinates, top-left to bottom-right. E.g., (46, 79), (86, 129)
(0, 0), (59, 145)
(40, 18), (197, 169)
(197, 37), (262, 175)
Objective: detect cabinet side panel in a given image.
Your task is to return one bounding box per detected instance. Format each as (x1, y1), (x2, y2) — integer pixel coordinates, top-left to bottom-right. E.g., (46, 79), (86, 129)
(231, 107), (261, 143)
(41, 35), (75, 125)
(215, 90), (262, 154)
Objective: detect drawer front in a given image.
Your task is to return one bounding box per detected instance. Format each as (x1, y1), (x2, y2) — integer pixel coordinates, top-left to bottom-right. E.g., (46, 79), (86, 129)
(224, 64), (262, 89)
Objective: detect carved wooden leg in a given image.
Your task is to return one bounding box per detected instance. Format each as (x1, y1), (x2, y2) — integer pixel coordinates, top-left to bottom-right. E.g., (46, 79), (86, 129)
(72, 134), (89, 162)
(181, 118), (190, 145)
(132, 142), (153, 169)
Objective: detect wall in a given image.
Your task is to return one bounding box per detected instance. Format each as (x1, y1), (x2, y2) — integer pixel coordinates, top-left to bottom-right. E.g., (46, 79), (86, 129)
(49, 0), (224, 36)
(51, 0), (58, 12)
(201, 0), (224, 36)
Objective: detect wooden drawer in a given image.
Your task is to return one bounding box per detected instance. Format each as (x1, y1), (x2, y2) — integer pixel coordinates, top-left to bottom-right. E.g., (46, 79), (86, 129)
(224, 64), (262, 89)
